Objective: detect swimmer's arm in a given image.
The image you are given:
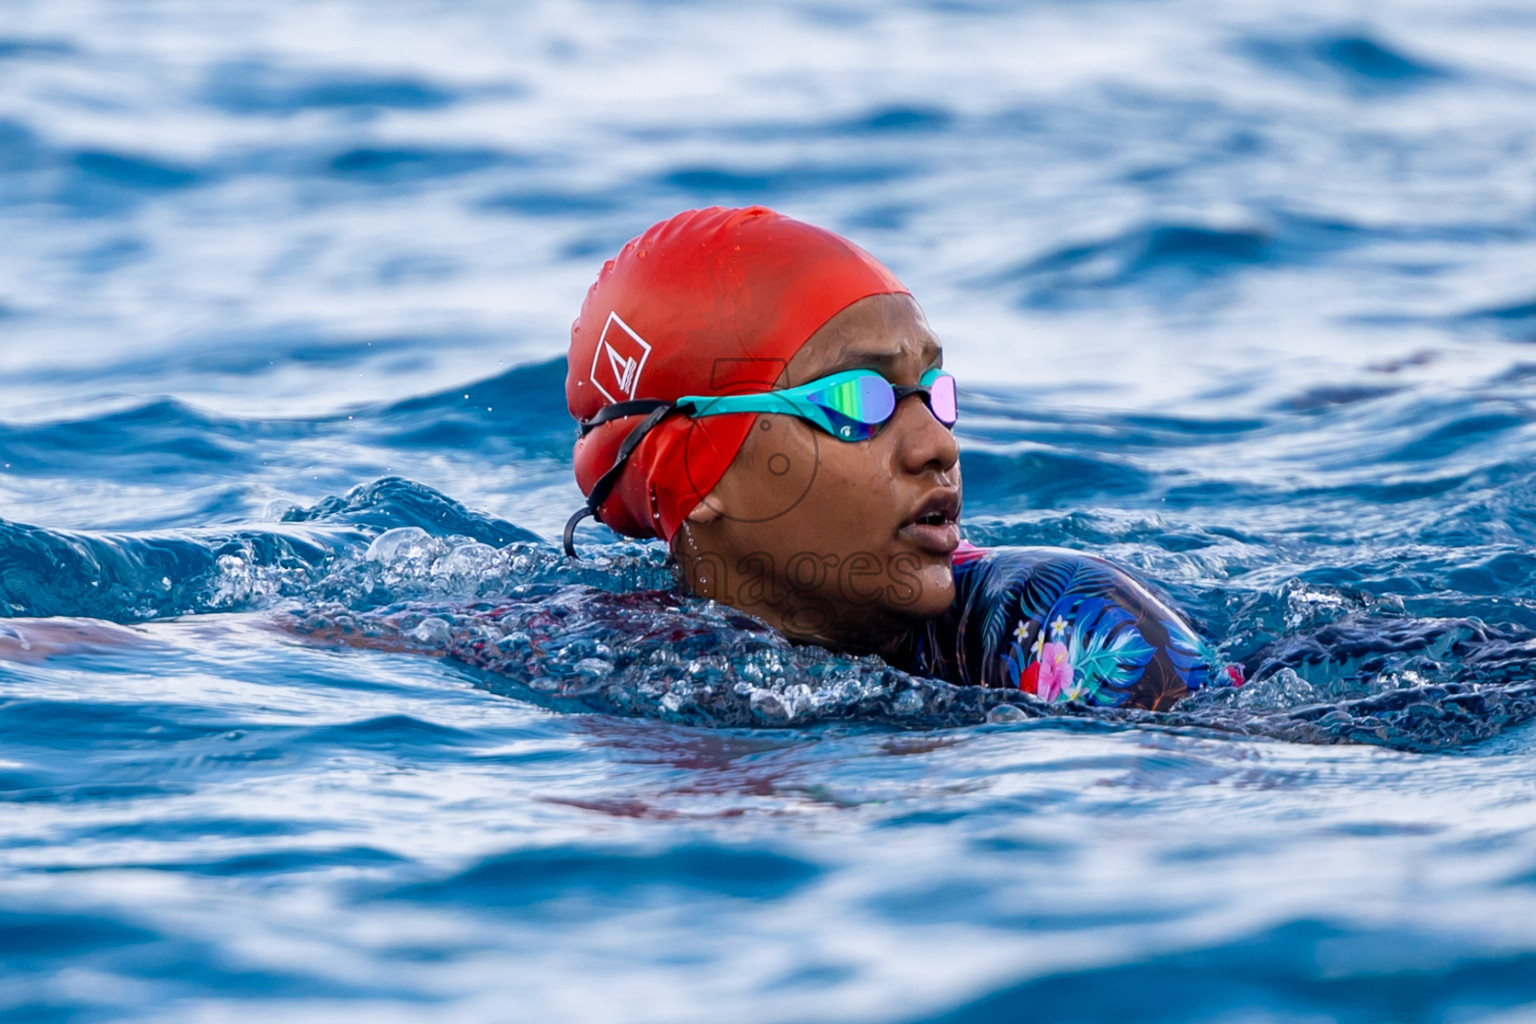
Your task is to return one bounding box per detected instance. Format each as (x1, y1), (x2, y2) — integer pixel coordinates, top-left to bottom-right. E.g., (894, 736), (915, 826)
(0, 614), (443, 666)
(271, 608), (452, 657)
(0, 618), (152, 664)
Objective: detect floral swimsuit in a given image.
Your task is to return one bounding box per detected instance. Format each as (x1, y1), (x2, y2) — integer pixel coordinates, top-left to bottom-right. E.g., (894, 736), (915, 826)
(907, 544), (1238, 711)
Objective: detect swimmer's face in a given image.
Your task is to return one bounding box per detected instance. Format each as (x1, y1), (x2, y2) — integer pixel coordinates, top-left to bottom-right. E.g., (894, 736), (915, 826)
(674, 293), (961, 653)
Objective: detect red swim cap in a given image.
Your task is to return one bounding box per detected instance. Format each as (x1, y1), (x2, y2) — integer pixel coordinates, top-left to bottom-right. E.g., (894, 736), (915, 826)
(566, 206), (908, 544)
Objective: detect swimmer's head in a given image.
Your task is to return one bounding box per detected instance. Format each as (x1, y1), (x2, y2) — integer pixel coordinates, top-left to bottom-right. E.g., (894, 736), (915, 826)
(566, 206), (961, 650)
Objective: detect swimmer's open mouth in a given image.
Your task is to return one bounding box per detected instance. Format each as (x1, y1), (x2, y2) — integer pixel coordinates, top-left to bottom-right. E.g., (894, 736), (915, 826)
(904, 490), (960, 527)
(900, 490), (962, 555)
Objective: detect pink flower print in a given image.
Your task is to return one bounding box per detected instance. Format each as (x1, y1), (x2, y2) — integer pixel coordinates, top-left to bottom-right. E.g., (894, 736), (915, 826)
(1035, 641), (1073, 702)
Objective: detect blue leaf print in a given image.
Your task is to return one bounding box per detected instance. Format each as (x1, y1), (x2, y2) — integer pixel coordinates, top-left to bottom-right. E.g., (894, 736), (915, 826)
(1008, 555), (1116, 636)
(1062, 597), (1155, 705)
(1165, 623), (1214, 691)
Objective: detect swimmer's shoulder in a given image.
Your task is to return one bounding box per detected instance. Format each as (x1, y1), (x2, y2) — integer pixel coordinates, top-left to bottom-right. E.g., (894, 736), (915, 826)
(918, 543), (1224, 708)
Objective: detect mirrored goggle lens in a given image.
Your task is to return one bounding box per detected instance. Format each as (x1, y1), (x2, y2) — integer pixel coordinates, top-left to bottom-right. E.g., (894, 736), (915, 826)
(926, 371), (957, 425)
(814, 374), (896, 425)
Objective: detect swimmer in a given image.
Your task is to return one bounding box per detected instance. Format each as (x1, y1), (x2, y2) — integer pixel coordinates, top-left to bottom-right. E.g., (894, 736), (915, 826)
(565, 206), (1237, 710)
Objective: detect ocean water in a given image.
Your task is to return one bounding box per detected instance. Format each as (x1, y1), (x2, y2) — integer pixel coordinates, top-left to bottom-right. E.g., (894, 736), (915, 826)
(4, 0), (1536, 1021)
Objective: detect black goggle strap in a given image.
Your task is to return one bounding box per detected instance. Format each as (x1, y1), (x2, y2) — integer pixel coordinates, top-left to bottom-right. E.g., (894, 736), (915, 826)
(576, 399), (677, 436)
(563, 399), (687, 558)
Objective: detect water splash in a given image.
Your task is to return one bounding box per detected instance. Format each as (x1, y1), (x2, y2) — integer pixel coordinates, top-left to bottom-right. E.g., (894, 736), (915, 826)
(4, 475), (1535, 749)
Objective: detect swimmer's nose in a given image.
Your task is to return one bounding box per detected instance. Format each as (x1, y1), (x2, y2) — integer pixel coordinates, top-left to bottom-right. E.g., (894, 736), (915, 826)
(891, 391), (960, 478)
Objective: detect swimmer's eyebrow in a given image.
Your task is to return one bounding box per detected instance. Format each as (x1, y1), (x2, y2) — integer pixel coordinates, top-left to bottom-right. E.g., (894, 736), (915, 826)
(820, 339), (943, 376)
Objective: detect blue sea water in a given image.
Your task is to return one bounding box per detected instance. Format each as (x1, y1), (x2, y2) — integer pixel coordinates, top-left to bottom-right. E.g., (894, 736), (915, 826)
(4, 0), (1536, 1020)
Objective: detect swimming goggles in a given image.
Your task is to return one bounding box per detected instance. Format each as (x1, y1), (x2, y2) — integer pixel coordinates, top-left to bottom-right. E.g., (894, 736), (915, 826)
(678, 367), (957, 441)
(564, 368), (958, 556)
